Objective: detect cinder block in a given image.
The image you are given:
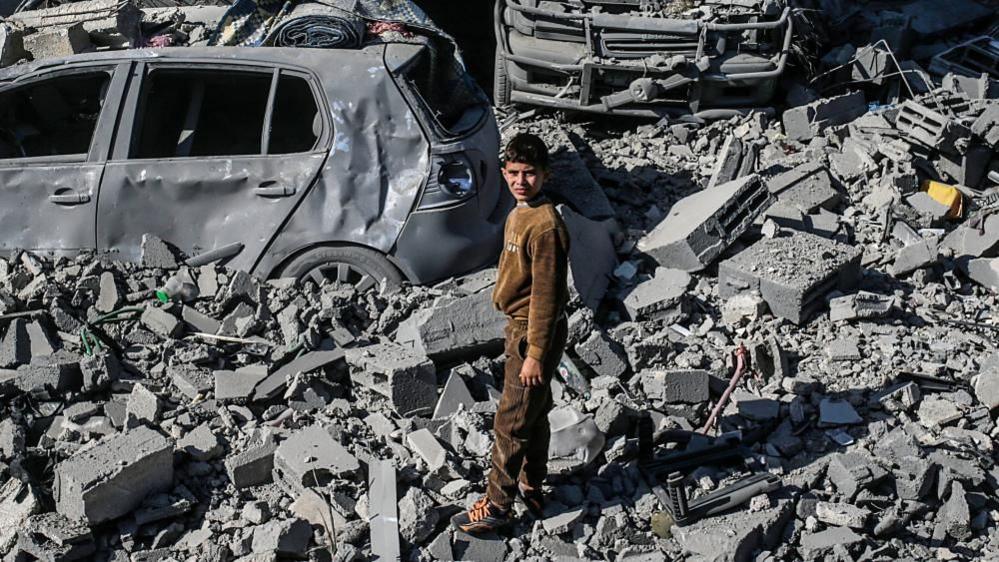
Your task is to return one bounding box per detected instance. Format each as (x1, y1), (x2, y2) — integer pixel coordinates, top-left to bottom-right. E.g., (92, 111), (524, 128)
(972, 105), (999, 147)
(638, 175), (775, 272)
(708, 135), (757, 189)
(403, 289), (506, 361)
(782, 91), (867, 141)
(22, 23), (91, 61)
(345, 342), (437, 417)
(766, 162), (841, 213)
(640, 370), (709, 404)
(719, 231), (861, 324)
(54, 426), (173, 524)
(0, 23), (25, 68)
(623, 267), (691, 322)
(225, 439), (277, 489)
(896, 100), (971, 155)
(273, 425), (359, 495)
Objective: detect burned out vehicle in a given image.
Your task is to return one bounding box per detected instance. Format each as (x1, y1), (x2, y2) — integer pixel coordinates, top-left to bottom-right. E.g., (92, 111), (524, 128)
(0, 44), (508, 289)
(494, 0), (793, 118)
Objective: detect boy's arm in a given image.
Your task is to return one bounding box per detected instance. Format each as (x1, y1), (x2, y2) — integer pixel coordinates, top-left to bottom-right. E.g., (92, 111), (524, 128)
(525, 227), (569, 362)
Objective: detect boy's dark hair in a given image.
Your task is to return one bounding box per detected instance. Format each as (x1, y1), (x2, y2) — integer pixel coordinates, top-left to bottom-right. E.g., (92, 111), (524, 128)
(503, 133), (550, 171)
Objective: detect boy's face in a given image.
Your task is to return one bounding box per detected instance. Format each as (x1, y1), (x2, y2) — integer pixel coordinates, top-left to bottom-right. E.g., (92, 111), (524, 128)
(502, 161), (546, 203)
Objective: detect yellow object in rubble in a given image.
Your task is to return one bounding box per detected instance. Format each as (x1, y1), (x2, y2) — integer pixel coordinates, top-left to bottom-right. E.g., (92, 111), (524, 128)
(923, 180), (964, 219)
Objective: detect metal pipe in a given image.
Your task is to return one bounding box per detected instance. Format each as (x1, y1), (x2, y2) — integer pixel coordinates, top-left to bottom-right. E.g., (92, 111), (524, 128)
(699, 344), (749, 434)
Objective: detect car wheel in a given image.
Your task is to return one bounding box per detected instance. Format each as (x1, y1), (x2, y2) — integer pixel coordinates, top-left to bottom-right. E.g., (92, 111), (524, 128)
(494, 47), (512, 107)
(280, 246), (404, 291)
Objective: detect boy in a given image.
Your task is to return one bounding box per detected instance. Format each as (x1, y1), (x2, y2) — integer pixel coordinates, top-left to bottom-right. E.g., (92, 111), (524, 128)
(452, 133), (571, 533)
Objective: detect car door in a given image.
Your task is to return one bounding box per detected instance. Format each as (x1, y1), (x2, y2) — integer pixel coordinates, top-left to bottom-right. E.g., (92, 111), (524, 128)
(0, 62), (127, 256)
(97, 60), (331, 271)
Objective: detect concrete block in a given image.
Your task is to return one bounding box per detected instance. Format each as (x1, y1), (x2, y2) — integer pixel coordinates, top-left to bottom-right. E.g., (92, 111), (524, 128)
(139, 233), (178, 269)
(11, 0), (141, 47)
(674, 499), (792, 562)
(935, 144), (991, 187)
(125, 382), (160, 428)
(345, 342), (437, 417)
(225, 439), (277, 489)
(623, 267), (691, 322)
(273, 425), (359, 494)
(917, 396), (962, 427)
(826, 452), (888, 499)
(966, 257), (999, 291)
(180, 305), (221, 334)
(942, 213), (999, 259)
(799, 526), (863, 558)
(0, 318), (30, 368)
(218, 302), (256, 337)
(638, 175), (774, 272)
(974, 365), (999, 409)
(894, 456), (937, 500)
(574, 331), (628, 378)
(54, 426), (173, 524)
(399, 487), (439, 544)
(0, 23), (26, 68)
(15, 356), (81, 394)
(558, 204), (618, 310)
(708, 134), (756, 189)
(734, 391), (780, 421)
(23, 23), (91, 61)
(542, 507), (585, 534)
(96, 271), (120, 313)
(407, 428), (447, 471)
(896, 100), (971, 155)
(168, 364), (213, 400)
(250, 518), (311, 555)
(368, 459), (401, 560)
(79, 351), (120, 392)
(140, 306), (182, 338)
(0, 479), (40, 552)
(176, 423), (222, 461)
(404, 289), (506, 361)
(215, 365), (268, 402)
(766, 161), (841, 213)
(819, 399), (863, 426)
(16, 512), (94, 562)
(971, 104), (999, 147)
(640, 370), (709, 404)
(433, 369), (475, 419)
(782, 91), (867, 141)
(719, 231), (861, 324)
(452, 531), (508, 562)
(814, 502), (869, 529)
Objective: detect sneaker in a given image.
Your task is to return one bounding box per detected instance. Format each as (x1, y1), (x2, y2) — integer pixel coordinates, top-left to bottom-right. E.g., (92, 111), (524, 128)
(451, 497), (510, 533)
(518, 482), (545, 518)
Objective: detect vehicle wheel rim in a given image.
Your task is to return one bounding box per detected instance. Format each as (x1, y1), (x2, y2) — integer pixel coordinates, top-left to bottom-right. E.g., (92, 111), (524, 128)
(305, 262), (377, 292)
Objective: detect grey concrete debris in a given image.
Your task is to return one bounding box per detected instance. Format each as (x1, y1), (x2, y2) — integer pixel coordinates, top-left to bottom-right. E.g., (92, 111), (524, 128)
(345, 342), (437, 416)
(782, 91), (867, 141)
(125, 382), (161, 428)
(433, 369), (476, 419)
(559, 204), (619, 310)
(215, 365), (269, 403)
(16, 512), (94, 562)
(623, 267), (691, 322)
(574, 330), (629, 378)
(169, 364), (213, 400)
(542, 507), (585, 535)
(407, 428), (447, 472)
(273, 425), (359, 494)
(766, 161), (841, 214)
(140, 234), (179, 269)
(0, 479), (40, 552)
(399, 287), (506, 361)
(548, 406), (604, 474)
(814, 501), (870, 529)
(452, 531), (507, 562)
(399, 487), (439, 545)
(707, 134), (756, 189)
(674, 499), (792, 562)
(253, 349), (343, 402)
(639, 175), (774, 272)
(225, 438), (277, 489)
(54, 426), (173, 525)
(719, 231), (861, 324)
(176, 423), (222, 461)
(896, 100), (971, 154)
(829, 291), (895, 322)
(250, 518), (311, 555)
(640, 370), (709, 404)
(140, 306), (182, 338)
(890, 236), (939, 276)
(819, 399), (863, 426)
(966, 257), (999, 291)
(974, 365), (999, 410)
(799, 526), (863, 557)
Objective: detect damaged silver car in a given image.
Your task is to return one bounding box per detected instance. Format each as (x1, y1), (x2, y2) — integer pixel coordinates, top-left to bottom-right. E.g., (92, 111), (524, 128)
(0, 43), (508, 289)
(494, 0), (793, 118)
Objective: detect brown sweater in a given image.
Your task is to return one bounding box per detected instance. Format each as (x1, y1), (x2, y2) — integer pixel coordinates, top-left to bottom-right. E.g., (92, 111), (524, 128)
(492, 196), (571, 362)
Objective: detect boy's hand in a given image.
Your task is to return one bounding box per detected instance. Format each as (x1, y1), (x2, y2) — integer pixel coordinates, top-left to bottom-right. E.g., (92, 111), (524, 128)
(519, 356), (544, 387)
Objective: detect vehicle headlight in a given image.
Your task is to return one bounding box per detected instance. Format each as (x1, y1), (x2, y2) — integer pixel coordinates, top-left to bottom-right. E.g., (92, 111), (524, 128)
(438, 160), (475, 198)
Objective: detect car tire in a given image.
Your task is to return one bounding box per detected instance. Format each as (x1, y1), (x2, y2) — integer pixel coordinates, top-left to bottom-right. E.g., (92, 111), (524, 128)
(280, 246), (404, 291)
(494, 47), (512, 107)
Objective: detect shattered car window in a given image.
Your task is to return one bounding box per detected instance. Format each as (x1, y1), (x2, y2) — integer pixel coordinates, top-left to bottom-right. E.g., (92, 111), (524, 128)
(131, 68), (271, 159)
(268, 74), (320, 154)
(399, 43), (487, 136)
(0, 71), (110, 160)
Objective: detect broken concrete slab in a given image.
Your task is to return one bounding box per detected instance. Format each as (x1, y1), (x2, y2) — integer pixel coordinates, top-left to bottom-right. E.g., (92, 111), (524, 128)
(917, 396), (962, 428)
(674, 499), (792, 562)
(0, 23), (25, 68)
(253, 350), (343, 402)
(345, 342), (437, 417)
(433, 369), (476, 419)
(707, 134), (756, 189)
(0, 479), (40, 552)
(215, 365), (268, 403)
(452, 530), (507, 562)
(399, 486), (439, 544)
(54, 426), (173, 525)
(826, 451), (889, 499)
(814, 501), (870, 529)
(23, 23), (92, 61)
(719, 231), (861, 324)
(225, 438), (277, 489)
(574, 330), (629, 379)
(250, 518), (311, 555)
(782, 91), (867, 141)
(766, 161), (841, 213)
(176, 423), (222, 461)
(973, 365), (999, 410)
(942, 213), (999, 259)
(544, 128), (616, 221)
(829, 291), (895, 322)
(639, 175), (774, 272)
(891, 237), (940, 277)
(399, 288), (506, 362)
(140, 306), (182, 338)
(273, 425), (359, 494)
(16, 512), (94, 562)
(542, 507), (585, 534)
(819, 399), (863, 426)
(623, 267), (691, 322)
(125, 382), (160, 428)
(168, 364), (213, 400)
(407, 428), (447, 472)
(799, 526), (863, 557)
(965, 257), (999, 291)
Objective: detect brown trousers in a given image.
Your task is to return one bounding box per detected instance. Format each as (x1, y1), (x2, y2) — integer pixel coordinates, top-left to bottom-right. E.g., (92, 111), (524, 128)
(486, 316), (568, 509)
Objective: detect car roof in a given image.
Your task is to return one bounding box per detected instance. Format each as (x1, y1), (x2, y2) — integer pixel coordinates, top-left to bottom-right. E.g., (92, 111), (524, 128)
(0, 45), (391, 82)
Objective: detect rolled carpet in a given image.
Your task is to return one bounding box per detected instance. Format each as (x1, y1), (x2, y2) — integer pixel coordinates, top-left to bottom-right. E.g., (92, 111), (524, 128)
(267, 2), (365, 49)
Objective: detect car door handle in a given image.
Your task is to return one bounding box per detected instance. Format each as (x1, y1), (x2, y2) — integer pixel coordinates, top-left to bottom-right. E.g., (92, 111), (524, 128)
(48, 192), (91, 205)
(254, 185), (296, 198)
